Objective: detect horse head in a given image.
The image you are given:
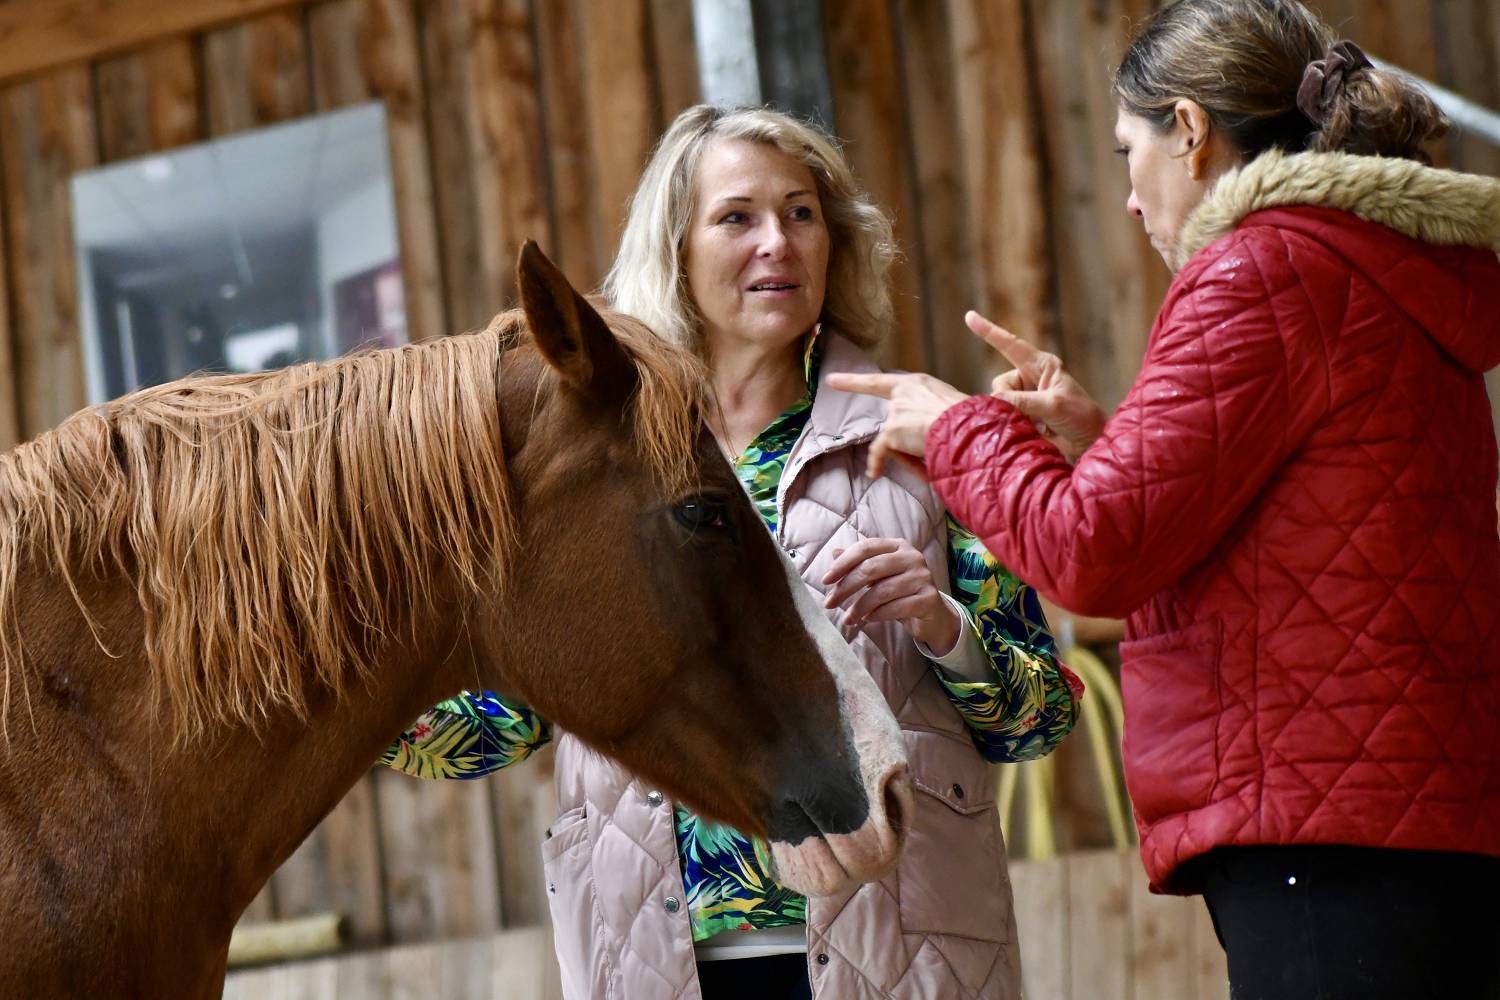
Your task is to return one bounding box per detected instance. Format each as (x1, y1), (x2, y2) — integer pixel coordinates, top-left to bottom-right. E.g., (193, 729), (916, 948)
(482, 243), (911, 895)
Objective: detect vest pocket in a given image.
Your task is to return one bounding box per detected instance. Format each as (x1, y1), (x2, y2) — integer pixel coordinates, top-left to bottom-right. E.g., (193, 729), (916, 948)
(896, 772), (1010, 942)
(1118, 619), (1223, 823)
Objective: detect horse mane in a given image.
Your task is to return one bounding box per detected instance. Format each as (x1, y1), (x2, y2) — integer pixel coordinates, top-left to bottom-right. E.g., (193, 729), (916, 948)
(0, 308), (706, 741)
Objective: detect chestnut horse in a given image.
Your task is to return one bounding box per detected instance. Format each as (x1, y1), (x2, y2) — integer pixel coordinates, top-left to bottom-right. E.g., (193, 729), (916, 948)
(0, 244), (910, 997)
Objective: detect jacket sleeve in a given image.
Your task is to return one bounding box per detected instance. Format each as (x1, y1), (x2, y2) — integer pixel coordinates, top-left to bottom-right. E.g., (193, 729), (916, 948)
(933, 514), (1084, 763)
(380, 691), (552, 780)
(927, 232), (1331, 618)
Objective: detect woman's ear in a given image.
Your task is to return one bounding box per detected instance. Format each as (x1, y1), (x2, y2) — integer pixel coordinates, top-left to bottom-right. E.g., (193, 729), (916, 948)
(1173, 99), (1213, 180)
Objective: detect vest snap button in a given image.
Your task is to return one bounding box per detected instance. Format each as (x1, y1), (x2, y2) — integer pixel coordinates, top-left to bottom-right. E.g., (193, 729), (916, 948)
(646, 790), (664, 807)
(664, 896), (681, 913)
(816, 953), (830, 965)
(548, 882), (556, 894)
(951, 783), (965, 800)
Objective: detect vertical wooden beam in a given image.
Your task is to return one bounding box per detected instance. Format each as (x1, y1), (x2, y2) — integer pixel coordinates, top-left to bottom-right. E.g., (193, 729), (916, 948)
(422, 0), (551, 332)
(1127, 860), (1198, 1000)
(650, 0), (703, 124)
(534, 0), (601, 287)
(1067, 849), (1131, 1000)
(1029, 0), (1164, 411)
(373, 765), (503, 940)
(947, 0), (1053, 377)
(0, 68), (96, 439)
(307, 0), (446, 343)
(490, 743), (557, 928)
(202, 9), (313, 133)
(1010, 853), (1069, 1000)
(823, 0), (927, 373)
(578, 0), (659, 277)
(894, 0), (982, 391)
(95, 39), (203, 163)
(651, 0), (702, 125)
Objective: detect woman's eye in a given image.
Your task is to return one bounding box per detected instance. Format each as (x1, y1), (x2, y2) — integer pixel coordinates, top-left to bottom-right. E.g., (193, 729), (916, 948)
(718, 211), (748, 225)
(788, 205), (813, 221)
(673, 499), (729, 532)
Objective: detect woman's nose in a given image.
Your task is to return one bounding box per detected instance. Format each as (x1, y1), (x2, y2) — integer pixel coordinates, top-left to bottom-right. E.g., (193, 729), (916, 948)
(1126, 190), (1143, 219)
(757, 219), (789, 257)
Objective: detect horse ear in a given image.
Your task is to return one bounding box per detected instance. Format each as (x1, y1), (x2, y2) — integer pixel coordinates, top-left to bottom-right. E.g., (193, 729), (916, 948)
(516, 240), (635, 404)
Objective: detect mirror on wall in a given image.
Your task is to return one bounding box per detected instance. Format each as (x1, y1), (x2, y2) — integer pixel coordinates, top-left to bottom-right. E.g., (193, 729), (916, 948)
(70, 101), (406, 403)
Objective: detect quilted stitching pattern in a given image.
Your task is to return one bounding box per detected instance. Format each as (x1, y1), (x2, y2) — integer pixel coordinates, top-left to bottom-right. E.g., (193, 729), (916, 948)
(929, 206), (1500, 891)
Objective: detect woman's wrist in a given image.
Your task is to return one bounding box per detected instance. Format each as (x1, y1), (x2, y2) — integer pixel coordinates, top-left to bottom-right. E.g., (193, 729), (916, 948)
(910, 599), (964, 655)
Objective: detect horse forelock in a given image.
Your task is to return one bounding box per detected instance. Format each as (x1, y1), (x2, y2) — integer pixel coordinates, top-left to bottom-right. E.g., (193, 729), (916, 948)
(0, 309), (708, 743)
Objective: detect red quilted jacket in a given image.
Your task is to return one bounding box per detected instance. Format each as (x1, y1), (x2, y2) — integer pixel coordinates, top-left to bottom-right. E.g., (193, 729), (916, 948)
(927, 152), (1500, 891)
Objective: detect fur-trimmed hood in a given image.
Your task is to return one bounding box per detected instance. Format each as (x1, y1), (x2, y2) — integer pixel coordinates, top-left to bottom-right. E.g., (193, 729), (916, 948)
(1176, 150), (1500, 372)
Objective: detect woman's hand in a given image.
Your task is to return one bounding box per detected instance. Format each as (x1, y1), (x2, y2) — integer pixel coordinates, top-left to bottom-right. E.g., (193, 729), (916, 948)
(966, 311), (1106, 462)
(821, 538), (961, 653)
(825, 370), (969, 479)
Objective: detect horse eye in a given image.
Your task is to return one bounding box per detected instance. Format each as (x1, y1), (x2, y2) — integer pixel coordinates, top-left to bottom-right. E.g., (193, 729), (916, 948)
(673, 498), (729, 532)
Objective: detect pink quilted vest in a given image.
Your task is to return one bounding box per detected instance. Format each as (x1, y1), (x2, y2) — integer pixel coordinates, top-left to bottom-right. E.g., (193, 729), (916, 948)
(541, 335), (1023, 999)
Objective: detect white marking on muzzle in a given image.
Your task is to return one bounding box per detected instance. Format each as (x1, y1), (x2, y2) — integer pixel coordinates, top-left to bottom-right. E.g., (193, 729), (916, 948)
(767, 546), (912, 897)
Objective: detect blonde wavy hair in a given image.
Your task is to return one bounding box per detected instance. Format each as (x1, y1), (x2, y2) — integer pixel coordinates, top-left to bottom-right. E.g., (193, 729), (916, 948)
(603, 105), (897, 351)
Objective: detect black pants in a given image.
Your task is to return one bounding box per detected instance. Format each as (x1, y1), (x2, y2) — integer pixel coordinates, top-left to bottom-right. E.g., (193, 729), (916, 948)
(696, 954), (812, 1000)
(1197, 845), (1500, 1000)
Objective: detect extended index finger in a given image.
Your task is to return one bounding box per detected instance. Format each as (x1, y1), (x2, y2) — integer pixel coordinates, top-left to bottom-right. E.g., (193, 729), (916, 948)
(965, 310), (1039, 370)
(826, 371), (906, 399)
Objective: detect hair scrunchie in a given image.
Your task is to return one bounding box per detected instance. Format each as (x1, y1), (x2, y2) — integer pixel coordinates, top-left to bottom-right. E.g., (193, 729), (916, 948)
(1296, 39), (1373, 126)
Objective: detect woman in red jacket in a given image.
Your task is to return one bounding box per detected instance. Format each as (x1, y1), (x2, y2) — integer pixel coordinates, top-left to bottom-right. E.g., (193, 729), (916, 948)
(833, 1), (1500, 997)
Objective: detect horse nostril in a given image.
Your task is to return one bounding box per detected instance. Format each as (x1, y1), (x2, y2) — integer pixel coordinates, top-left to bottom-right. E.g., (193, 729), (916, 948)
(883, 773), (907, 838)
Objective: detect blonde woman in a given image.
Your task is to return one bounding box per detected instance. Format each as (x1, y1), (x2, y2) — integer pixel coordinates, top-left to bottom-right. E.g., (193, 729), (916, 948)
(382, 104), (1082, 999)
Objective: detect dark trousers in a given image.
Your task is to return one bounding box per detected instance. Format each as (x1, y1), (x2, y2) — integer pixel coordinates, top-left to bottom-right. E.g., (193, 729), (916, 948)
(696, 954), (812, 1000)
(1197, 845), (1500, 1000)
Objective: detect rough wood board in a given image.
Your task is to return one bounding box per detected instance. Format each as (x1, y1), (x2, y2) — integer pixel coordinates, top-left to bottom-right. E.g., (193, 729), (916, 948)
(202, 9), (312, 135)
(271, 773), (387, 946)
(0, 68), (95, 439)
(1066, 848), (1131, 1000)
(578, 0), (658, 276)
(649, 0), (701, 124)
(823, 0), (927, 374)
(896, 0), (984, 392)
(0, 0), (304, 84)
(533, 0), (599, 286)
(947, 0), (1053, 363)
(1126, 861), (1197, 1000)
(374, 765), (503, 941)
(1010, 854), (1068, 1000)
(422, 0), (550, 330)
(491, 744), (557, 928)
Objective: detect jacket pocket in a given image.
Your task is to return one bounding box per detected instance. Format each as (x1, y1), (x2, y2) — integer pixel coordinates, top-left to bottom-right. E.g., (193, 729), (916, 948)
(1118, 619), (1223, 823)
(896, 734), (1010, 942)
(541, 806), (598, 999)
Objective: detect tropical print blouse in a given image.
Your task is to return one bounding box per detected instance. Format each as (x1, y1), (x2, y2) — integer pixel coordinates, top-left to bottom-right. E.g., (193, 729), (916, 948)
(381, 334), (1081, 943)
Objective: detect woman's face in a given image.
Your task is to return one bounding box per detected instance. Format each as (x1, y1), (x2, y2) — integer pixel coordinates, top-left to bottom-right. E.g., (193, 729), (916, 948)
(1114, 106), (1214, 268)
(683, 138), (830, 354)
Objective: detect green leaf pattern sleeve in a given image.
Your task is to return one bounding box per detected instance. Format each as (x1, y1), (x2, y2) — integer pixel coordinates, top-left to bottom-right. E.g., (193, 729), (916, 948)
(938, 514), (1084, 763)
(380, 691), (551, 780)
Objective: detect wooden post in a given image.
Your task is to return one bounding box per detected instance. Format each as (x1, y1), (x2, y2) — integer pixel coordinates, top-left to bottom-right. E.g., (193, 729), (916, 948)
(0, 68), (96, 440)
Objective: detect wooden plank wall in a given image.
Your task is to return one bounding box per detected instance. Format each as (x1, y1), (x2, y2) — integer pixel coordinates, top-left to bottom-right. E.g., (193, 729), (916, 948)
(220, 851), (1225, 1000)
(0, 0), (1495, 965)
